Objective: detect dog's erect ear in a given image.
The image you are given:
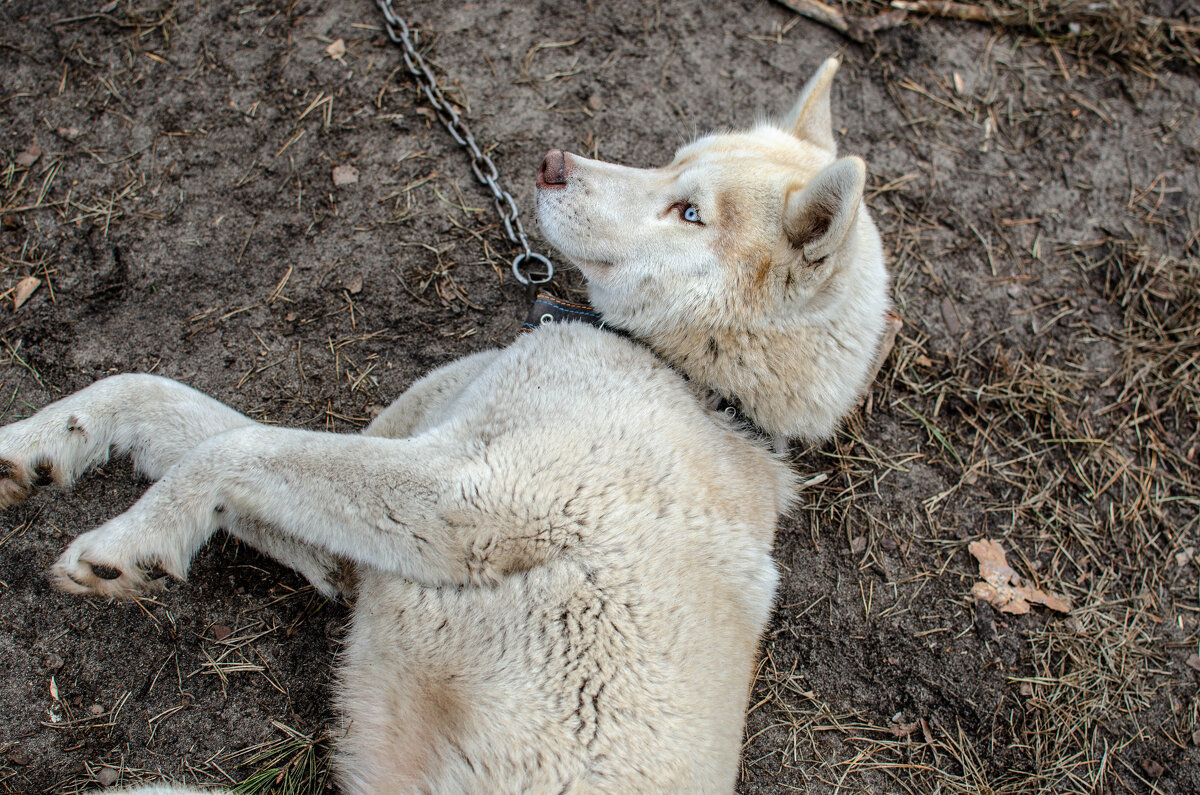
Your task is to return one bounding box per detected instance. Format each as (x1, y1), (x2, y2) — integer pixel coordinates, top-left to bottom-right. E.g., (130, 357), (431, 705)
(782, 57), (840, 151)
(784, 156), (865, 264)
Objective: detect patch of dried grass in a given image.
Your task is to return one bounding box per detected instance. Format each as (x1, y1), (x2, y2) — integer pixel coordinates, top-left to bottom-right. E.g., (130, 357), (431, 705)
(846, 0), (1200, 68)
(764, 228), (1198, 790)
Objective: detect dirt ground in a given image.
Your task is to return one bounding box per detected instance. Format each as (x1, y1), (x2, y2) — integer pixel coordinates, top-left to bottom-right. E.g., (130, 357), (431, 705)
(0, 0), (1197, 792)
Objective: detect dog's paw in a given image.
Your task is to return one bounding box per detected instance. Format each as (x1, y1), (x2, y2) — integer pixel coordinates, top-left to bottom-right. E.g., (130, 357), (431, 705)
(50, 522), (173, 599)
(0, 456), (35, 509)
(0, 416), (75, 509)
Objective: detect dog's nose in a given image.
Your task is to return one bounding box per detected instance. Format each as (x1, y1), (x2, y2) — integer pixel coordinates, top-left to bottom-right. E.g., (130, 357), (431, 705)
(538, 149), (568, 187)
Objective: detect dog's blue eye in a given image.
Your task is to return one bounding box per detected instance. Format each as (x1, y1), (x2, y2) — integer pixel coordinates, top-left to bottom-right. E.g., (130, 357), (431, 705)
(680, 204), (702, 224)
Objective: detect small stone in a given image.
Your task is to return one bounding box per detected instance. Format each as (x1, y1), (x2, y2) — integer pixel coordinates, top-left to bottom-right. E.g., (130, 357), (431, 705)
(1186, 653), (1200, 672)
(1141, 759), (1165, 778)
(95, 767), (119, 787)
(325, 38), (346, 60)
(880, 534), (897, 552)
(1, 215), (19, 230)
(211, 624), (232, 641)
(346, 274), (363, 294)
(1019, 682), (1033, 697)
(89, 703), (104, 716)
(332, 164), (359, 186)
(849, 536), (867, 554)
(7, 748), (29, 766)
(587, 93), (603, 110)
(44, 653), (64, 671)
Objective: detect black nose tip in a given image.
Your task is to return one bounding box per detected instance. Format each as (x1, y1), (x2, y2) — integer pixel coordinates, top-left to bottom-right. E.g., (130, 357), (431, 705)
(538, 149), (567, 186)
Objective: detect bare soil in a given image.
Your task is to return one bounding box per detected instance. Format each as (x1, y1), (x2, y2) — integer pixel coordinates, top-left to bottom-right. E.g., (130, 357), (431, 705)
(1, 1), (1197, 792)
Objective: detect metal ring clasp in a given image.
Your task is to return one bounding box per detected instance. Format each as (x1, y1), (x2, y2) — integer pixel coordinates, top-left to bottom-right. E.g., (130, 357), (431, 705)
(511, 252), (554, 286)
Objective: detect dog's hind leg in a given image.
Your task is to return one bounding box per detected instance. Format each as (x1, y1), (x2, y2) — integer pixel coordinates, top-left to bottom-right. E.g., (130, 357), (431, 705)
(0, 374), (348, 595)
(49, 426), (537, 598)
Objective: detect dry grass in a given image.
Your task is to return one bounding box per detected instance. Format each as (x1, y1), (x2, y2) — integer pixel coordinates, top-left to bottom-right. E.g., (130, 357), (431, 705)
(837, 0), (1200, 68)
(754, 224), (1199, 790)
(225, 722), (333, 795)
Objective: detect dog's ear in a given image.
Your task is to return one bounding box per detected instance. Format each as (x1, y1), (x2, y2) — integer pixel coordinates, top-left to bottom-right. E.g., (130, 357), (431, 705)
(782, 57), (839, 151)
(783, 156), (865, 264)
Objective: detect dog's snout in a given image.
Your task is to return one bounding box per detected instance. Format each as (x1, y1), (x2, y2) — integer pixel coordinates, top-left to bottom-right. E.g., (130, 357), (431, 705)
(538, 149), (568, 187)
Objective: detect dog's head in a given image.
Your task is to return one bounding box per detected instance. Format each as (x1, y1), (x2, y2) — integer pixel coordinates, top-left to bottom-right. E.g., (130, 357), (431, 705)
(535, 58), (890, 441)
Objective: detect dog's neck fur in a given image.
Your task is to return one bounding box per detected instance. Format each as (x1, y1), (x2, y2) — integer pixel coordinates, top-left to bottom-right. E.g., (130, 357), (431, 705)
(590, 218), (886, 442)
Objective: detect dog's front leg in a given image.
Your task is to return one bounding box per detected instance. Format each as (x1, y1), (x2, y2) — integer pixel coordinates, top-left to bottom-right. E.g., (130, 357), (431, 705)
(0, 374), (257, 508)
(0, 374), (352, 596)
(51, 426), (498, 597)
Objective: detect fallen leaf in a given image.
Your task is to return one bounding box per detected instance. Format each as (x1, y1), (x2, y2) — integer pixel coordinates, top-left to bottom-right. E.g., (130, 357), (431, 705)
(325, 38), (346, 60)
(13, 276), (41, 309)
(15, 144), (41, 167)
(941, 296), (962, 335)
(969, 539), (1071, 615)
(211, 623), (231, 641)
(332, 164), (359, 186)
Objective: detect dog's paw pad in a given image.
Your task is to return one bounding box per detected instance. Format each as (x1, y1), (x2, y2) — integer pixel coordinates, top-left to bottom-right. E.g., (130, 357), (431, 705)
(51, 553), (157, 599)
(91, 563), (123, 580)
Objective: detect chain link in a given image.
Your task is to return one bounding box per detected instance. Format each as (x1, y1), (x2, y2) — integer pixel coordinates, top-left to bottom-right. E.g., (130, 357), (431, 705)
(377, 0), (553, 286)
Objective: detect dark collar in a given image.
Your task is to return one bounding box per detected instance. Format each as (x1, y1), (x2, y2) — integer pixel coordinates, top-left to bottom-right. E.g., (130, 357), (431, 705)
(520, 292), (766, 438)
(520, 292), (607, 332)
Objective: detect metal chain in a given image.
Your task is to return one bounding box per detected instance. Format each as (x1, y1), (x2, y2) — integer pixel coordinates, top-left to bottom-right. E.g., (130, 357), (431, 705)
(377, 0), (553, 286)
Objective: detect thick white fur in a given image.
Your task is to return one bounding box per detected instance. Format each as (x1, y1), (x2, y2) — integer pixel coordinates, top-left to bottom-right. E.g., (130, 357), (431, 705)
(2, 59), (889, 794)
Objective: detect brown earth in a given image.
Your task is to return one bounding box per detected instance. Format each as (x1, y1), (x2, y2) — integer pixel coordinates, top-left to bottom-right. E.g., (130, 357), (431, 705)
(1, 1), (1197, 792)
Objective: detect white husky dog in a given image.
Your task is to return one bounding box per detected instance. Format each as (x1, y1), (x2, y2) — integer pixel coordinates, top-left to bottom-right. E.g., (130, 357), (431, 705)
(0, 58), (888, 793)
